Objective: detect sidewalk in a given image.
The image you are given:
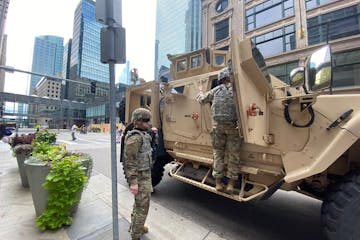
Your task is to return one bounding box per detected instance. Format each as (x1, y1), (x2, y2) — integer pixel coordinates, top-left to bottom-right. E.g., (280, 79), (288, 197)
(0, 142), (226, 240)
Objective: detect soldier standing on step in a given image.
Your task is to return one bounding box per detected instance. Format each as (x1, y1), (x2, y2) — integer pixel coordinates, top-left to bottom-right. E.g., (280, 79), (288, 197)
(197, 68), (242, 194)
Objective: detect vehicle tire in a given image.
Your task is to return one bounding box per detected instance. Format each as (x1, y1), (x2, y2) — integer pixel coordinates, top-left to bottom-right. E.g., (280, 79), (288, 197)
(122, 154), (172, 188)
(321, 171), (360, 240)
(151, 154), (172, 187)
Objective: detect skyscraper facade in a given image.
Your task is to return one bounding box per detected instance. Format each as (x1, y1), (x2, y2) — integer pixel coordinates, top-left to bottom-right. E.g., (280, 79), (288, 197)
(118, 61), (131, 85)
(62, 39), (72, 99)
(29, 35), (64, 94)
(69, 0), (108, 83)
(155, 0), (202, 79)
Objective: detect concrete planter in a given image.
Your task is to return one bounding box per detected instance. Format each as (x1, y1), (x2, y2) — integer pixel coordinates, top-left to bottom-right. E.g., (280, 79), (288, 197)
(13, 144), (33, 188)
(24, 156), (92, 217)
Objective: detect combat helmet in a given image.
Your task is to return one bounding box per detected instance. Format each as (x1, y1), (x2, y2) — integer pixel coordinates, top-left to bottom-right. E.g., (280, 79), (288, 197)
(218, 68), (230, 82)
(131, 108), (152, 123)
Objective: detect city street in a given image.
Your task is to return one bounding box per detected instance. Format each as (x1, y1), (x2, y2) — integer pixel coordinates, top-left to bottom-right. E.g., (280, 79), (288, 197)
(52, 130), (325, 240)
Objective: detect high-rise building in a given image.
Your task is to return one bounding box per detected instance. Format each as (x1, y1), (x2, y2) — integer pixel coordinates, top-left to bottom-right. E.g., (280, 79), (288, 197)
(155, 0), (202, 79)
(118, 61), (131, 85)
(69, 0), (108, 84)
(62, 39), (72, 99)
(29, 35), (64, 94)
(202, 0), (360, 89)
(0, 0), (10, 92)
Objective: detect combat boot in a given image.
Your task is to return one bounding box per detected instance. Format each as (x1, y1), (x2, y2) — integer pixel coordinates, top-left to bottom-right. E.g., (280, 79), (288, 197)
(142, 226), (149, 233)
(225, 179), (235, 194)
(215, 178), (224, 191)
(128, 226), (149, 234)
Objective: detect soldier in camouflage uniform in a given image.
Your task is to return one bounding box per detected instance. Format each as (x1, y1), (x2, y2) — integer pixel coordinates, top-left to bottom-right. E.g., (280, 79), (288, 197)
(196, 68), (242, 194)
(124, 108), (154, 240)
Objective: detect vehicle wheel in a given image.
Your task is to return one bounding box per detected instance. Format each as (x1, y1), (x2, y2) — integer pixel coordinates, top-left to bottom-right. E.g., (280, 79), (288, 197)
(151, 154), (172, 187)
(122, 154), (172, 188)
(321, 171), (360, 240)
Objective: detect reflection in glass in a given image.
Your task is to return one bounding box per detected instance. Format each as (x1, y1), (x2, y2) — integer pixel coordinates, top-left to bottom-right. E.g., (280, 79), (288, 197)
(307, 46), (332, 91)
(307, 4), (360, 45)
(245, 0), (294, 31)
(215, 18), (229, 42)
(254, 24), (296, 57)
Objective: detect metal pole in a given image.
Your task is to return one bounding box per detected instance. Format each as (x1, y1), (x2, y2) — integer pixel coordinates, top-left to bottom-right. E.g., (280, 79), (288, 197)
(106, 0), (119, 239)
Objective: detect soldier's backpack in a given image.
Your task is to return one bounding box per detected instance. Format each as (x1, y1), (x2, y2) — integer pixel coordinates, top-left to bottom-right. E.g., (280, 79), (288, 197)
(212, 83), (237, 122)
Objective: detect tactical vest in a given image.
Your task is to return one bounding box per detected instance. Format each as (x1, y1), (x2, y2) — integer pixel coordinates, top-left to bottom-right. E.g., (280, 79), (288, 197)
(126, 129), (153, 171)
(211, 83), (237, 122)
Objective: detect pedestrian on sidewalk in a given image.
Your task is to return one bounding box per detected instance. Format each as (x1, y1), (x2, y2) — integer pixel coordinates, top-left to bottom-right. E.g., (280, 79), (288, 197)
(124, 108), (154, 240)
(116, 126), (123, 143)
(71, 124), (77, 141)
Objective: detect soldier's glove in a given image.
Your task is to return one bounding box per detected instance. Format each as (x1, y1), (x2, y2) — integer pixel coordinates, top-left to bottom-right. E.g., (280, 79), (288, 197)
(196, 92), (204, 102)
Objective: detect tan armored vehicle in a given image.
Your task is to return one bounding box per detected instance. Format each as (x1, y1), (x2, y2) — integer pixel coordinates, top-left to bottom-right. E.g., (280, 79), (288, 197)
(121, 36), (360, 240)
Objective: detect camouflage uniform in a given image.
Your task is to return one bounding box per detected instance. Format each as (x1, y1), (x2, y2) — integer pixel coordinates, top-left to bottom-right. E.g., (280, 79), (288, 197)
(124, 108), (153, 240)
(197, 69), (242, 181)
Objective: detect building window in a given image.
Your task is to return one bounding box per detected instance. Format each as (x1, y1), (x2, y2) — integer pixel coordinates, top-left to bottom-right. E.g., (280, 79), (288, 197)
(267, 61), (298, 83)
(333, 49), (360, 88)
(307, 4), (360, 45)
(253, 24), (296, 57)
(306, 0), (334, 9)
(215, 18), (229, 42)
(215, 0), (228, 13)
(245, 0), (294, 31)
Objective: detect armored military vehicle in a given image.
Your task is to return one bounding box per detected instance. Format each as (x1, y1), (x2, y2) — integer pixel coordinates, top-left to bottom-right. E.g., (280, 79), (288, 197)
(121, 36), (360, 240)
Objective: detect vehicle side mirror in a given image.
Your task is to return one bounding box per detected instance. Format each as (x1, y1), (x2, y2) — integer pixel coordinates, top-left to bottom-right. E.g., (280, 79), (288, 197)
(289, 67), (305, 87)
(307, 45), (332, 91)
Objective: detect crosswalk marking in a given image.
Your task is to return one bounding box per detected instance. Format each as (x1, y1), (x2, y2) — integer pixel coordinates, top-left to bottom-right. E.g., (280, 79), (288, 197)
(57, 138), (111, 145)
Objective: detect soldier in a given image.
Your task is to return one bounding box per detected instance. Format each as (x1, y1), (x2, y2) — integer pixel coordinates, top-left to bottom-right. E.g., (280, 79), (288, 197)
(124, 108), (154, 240)
(196, 68), (242, 194)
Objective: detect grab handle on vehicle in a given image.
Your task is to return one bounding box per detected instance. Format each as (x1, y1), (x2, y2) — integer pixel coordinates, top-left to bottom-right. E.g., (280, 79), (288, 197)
(326, 109), (353, 131)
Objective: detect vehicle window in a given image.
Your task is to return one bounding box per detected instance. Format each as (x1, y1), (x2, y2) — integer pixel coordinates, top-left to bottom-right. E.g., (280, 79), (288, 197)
(190, 55), (202, 69)
(174, 86), (185, 93)
(176, 59), (187, 72)
(214, 54), (226, 66)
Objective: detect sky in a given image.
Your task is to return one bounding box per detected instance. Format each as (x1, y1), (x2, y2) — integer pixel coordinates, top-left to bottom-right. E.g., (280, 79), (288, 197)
(4, 0), (156, 94)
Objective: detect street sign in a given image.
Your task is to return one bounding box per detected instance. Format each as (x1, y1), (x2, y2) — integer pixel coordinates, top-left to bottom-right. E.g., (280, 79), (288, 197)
(100, 26), (126, 64)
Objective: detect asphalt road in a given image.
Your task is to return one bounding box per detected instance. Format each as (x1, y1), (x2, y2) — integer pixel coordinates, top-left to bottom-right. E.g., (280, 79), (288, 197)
(48, 130), (325, 240)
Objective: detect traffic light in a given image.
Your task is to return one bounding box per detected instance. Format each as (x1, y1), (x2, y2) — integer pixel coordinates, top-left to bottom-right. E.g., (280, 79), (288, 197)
(90, 81), (96, 94)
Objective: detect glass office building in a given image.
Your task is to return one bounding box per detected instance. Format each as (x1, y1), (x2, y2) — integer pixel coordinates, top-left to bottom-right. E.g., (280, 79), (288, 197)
(29, 35), (64, 94)
(70, 0), (108, 83)
(155, 0), (202, 79)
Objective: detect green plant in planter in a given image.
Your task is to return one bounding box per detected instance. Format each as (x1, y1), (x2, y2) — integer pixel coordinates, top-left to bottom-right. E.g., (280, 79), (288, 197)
(35, 154), (89, 230)
(27, 143), (93, 230)
(33, 130), (57, 145)
(32, 143), (66, 161)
